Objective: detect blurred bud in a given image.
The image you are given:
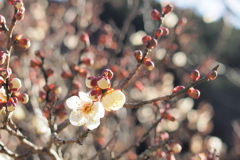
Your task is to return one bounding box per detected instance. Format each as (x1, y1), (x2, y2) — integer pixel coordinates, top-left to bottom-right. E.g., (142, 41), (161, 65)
(89, 89), (102, 101)
(97, 76), (111, 89)
(206, 70), (218, 80)
(52, 86), (62, 95)
(30, 59), (42, 68)
(154, 28), (163, 39)
(71, 64), (79, 71)
(14, 34), (23, 41)
(17, 93), (29, 104)
(78, 68), (90, 77)
(0, 51), (7, 65)
(7, 0), (15, 5)
(0, 15), (6, 24)
(190, 69), (200, 82)
(170, 143), (182, 154)
(38, 91), (46, 103)
(15, 12), (24, 21)
(9, 78), (22, 91)
(46, 68), (54, 77)
(144, 60), (155, 70)
(147, 38), (158, 49)
(73, 81), (81, 89)
(80, 32), (89, 43)
(134, 50), (143, 61)
(134, 81), (144, 91)
(61, 71), (73, 78)
(42, 107), (49, 118)
(160, 27), (169, 36)
(167, 153), (176, 160)
(156, 150), (166, 158)
(43, 84), (55, 92)
(85, 76), (98, 89)
(188, 88), (200, 99)
(142, 36), (152, 45)
(172, 85), (185, 93)
(35, 50), (44, 58)
(0, 69), (12, 80)
(159, 132), (169, 141)
(14, 0), (24, 9)
(151, 9), (161, 21)
(191, 153), (207, 160)
(18, 38), (31, 49)
(161, 111), (175, 121)
(102, 69), (114, 80)
(81, 57), (94, 66)
(178, 17), (187, 26)
(162, 4), (174, 15)
(6, 99), (16, 112)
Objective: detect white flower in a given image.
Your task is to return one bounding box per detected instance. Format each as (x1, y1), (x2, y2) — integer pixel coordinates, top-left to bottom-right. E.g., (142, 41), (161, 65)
(101, 89), (126, 111)
(66, 92), (105, 130)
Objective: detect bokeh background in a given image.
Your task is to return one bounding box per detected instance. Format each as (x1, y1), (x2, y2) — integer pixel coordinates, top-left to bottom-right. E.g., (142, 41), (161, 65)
(0, 0), (240, 159)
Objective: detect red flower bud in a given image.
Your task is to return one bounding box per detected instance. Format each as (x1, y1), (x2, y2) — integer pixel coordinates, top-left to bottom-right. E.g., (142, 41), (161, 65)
(78, 68), (90, 77)
(160, 27), (169, 36)
(154, 28), (163, 39)
(142, 35), (152, 45)
(15, 12), (24, 21)
(85, 76), (98, 89)
(134, 81), (144, 91)
(0, 69), (12, 79)
(172, 85), (185, 93)
(151, 9), (161, 21)
(188, 88), (200, 99)
(162, 4), (174, 15)
(6, 99), (16, 112)
(80, 32), (89, 43)
(35, 50), (44, 58)
(14, 34), (23, 41)
(30, 59), (42, 68)
(46, 68), (54, 77)
(178, 17), (187, 26)
(161, 111), (175, 121)
(7, 0), (15, 5)
(9, 78), (22, 91)
(61, 71), (73, 78)
(18, 38), (31, 49)
(206, 70), (218, 80)
(147, 38), (158, 49)
(144, 60), (155, 70)
(102, 69), (114, 80)
(134, 50), (143, 61)
(89, 89), (102, 101)
(97, 76), (111, 89)
(81, 57), (94, 66)
(190, 69), (200, 82)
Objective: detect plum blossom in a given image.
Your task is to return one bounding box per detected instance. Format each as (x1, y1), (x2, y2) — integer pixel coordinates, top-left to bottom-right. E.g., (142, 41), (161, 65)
(101, 89), (126, 111)
(66, 92), (104, 130)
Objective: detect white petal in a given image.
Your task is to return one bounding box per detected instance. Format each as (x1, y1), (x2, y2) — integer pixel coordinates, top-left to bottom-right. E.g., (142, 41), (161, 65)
(112, 90), (126, 102)
(66, 96), (81, 110)
(85, 117), (100, 130)
(78, 92), (92, 103)
(101, 90), (126, 111)
(69, 110), (87, 126)
(92, 102), (105, 118)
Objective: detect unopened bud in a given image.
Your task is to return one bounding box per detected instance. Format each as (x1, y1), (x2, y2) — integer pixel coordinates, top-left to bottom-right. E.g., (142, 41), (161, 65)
(170, 143), (182, 154)
(144, 60), (155, 70)
(178, 17), (187, 26)
(30, 59), (42, 68)
(46, 68), (54, 77)
(35, 50), (44, 58)
(14, 34), (23, 41)
(151, 9), (161, 21)
(18, 38), (31, 49)
(134, 50), (143, 61)
(154, 28), (163, 39)
(142, 36), (152, 45)
(6, 99), (16, 112)
(162, 4), (174, 15)
(7, 0), (15, 5)
(17, 93), (29, 104)
(85, 76), (98, 89)
(9, 78), (22, 91)
(0, 15), (6, 24)
(89, 89), (102, 101)
(188, 88), (200, 99)
(206, 70), (218, 80)
(190, 69), (200, 82)
(97, 76), (111, 89)
(161, 111), (175, 121)
(0, 69), (12, 79)
(61, 71), (73, 78)
(160, 27), (169, 36)
(14, 0), (24, 9)
(78, 68), (89, 77)
(52, 86), (62, 95)
(172, 85), (185, 93)
(80, 32), (89, 43)
(102, 69), (114, 80)
(15, 12), (24, 21)
(81, 57), (94, 66)
(147, 38), (158, 49)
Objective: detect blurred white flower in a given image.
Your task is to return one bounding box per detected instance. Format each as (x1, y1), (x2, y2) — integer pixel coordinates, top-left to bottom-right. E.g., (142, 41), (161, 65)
(66, 92), (104, 130)
(101, 89), (126, 111)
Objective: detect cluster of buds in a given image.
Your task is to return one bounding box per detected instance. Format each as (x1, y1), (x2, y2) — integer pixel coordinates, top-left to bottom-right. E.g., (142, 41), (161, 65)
(71, 65), (90, 78)
(8, 0), (25, 21)
(150, 4), (174, 22)
(133, 50), (155, 70)
(38, 84), (62, 103)
(0, 15), (8, 33)
(0, 68), (29, 112)
(13, 34), (31, 49)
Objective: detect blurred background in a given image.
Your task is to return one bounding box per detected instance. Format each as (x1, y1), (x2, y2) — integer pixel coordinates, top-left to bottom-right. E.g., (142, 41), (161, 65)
(0, 0), (240, 159)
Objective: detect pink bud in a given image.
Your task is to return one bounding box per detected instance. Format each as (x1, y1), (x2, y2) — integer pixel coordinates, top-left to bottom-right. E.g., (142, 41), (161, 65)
(162, 4), (174, 15)
(9, 78), (22, 91)
(188, 88), (200, 99)
(154, 28), (163, 39)
(142, 36), (152, 45)
(35, 50), (44, 58)
(147, 38), (158, 49)
(78, 68), (90, 78)
(52, 86), (62, 95)
(61, 71), (73, 78)
(15, 12), (24, 21)
(7, 0), (15, 5)
(81, 57), (94, 66)
(18, 38), (31, 49)
(134, 50), (143, 61)
(144, 60), (155, 70)
(160, 27), (169, 36)
(190, 69), (200, 82)
(206, 70), (218, 80)
(46, 68), (54, 77)
(80, 32), (89, 43)
(0, 69), (12, 79)
(30, 59), (42, 68)
(17, 93), (29, 104)
(151, 9), (161, 21)
(172, 85), (185, 93)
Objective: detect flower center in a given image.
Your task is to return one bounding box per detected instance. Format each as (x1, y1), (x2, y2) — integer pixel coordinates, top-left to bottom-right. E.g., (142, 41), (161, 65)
(80, 102), (94, 114)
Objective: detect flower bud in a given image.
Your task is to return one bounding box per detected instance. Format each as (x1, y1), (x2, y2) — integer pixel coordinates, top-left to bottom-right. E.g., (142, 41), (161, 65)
(35, 50), (44, 58)
(0, 15), (6, 25)
(15, 12), (24, 21)
(14, 0), (24, 9)
(89, 89), (102, 101)
(18, 38), (31, 49)
(38, 91), (46, 103)
(190, 69), (200, 82)
(147, 38), (158, 49)
(206, 70), (218, 80)
(14, 34), (23, 41)
(61, 71), (73, 78)
(161, 111), (175, 121)
(188, 88), (200, 99)
(157, 150), (166, 158)
(78, 68), (90, 77)
(154, 28), (163, 39)
(167, 153), (176, 160)
(9, 78), (22, 91)
(46, 68), (54, 77)
(160, 27), (169, 36)
(17, 93), (29, 104)
(81, 57), (94, 66)
(178, 17), (187, 26)
(6, 99), (16, 112)
(142, 35), (152, 45)
(0, 51), (7, 65)
(7, 0), (15, 5)
(172, 85), (185, 93)
(52, 86), (62, 95)
(85, 76), (98, 89)
(170, 143), (182, 154)
(151, 9), (161, 21)
(102, 69), (114, 80)
(134, 81), (144, 91)
(162, 4), (174, 15)
(30, 59), (42, 68)
(97, 76), (111, 89)
(144, 60), (155, 70)
(134, 50), (143, 61)
(80, 32), (89, 43)
(0, 69), (12, 79)
(43, 84), (55, 92)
